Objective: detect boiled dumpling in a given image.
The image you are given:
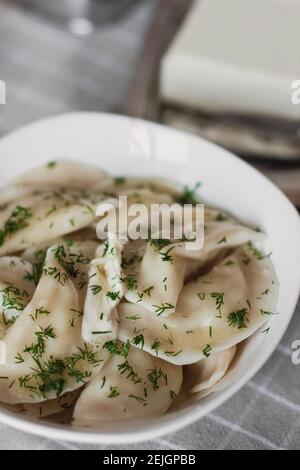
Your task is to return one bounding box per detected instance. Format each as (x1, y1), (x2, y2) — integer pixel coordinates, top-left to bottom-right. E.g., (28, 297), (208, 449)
(91, 176), (179, 201)
(0, 161), (281, 425)
(82, 237), (124, 346)
(72, 342), (182, 425)
(3, 389), (80, 419)
(0, 243), (107, 404)
(172, 221), (264, 261)
(124, 242), (186, 317)
(95, 187), (175, 242)
(172, 346), (236, 408)
(0, 257), (35, 337)
(183, 346), (237, 394)
(118, 243), (278, 365)
(21, 238), (98, 308)
(0, 160), (108, 206)
(0, 189), (104, 256)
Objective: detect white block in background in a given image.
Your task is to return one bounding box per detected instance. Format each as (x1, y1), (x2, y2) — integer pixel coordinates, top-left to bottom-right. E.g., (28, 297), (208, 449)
(0, 80), (5, 105)
(160, 0), (300, 120)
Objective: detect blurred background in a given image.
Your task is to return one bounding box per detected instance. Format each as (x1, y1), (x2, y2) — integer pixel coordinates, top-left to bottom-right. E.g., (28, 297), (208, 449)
(0, 0), (299, 207)
(0, 0), (299, 451)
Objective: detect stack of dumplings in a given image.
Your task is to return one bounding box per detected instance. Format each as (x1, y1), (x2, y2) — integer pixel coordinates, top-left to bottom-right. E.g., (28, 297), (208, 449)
(0, 161), (278, 426)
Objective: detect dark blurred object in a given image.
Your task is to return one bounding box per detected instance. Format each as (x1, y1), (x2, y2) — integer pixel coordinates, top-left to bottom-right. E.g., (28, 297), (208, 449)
(10, 0), (139, 29)
(126, 0), (193, 119)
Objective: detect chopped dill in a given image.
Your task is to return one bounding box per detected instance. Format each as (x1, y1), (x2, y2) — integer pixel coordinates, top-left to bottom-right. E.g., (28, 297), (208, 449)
(153, 303), (174, 317)
(227, 308), (249, 329)
(202, 344), (212, 357)
(90, 284), (102, 295)
(147, 367), (168, 391)
(175, 182), (202, 205)
(108, 386), (120, 398)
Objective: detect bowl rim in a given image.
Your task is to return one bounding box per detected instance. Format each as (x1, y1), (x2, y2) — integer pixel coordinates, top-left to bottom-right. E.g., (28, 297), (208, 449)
(0, 111), (299, 445)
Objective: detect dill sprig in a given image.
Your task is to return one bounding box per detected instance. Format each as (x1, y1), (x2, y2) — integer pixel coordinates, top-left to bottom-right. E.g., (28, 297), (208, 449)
(175, 182), (202, 205)
(90, 284), (102, 295)
(103, 340), (131, 358)
(24, 249), (47, 286)
(153, 303), (174, 317)
(147, 367), (168, 391)
(151, 339), (160, 354)
(159, 246), (175, 264)
(247, 241), (270, 260)
(0, 205), (32, 247)
(132, 334), (145, 349)
(117, 360), (141, 384)
(164, 349), (183, 357)
(227, 308), (249, 329)
(108, 386), (120, 398)
(211, 292), (224, 316)
(202, 344), (212, 357)
(106, 291), (121, 301)
(125, 314), (141, 321)
(128, 394), (146, 404)
(52, 245), (80, 278)
(114, 176), (126, 185)
(1, 285), (28, 312)
(120, 275), (138, 291)
(260, 309), (275, 316)
(148, 238), (171, 251)
(24, 325), (56, 358)
(43, 266), (69, 286)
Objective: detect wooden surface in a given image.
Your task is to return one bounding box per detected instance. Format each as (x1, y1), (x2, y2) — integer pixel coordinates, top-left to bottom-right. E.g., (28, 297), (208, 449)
(127, 0), (300, 208)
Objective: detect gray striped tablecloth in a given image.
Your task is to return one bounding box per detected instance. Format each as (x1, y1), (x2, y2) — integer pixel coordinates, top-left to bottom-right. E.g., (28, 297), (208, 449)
(0, 0), (299, 451)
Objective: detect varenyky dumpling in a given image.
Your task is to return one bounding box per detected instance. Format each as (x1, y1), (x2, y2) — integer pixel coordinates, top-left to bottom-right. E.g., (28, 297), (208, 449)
(121, 207), (263, 315)
(0, 189), (106, 256)
(95, 186), (175, 241)
(118, 243), (278, 365)
(0, 161), (108, 206)
(171, 221), (264, 261)
(0, 243), (108, 404)
(72, 342), (182, 426)
(21, 238), (99, 308)
(172, 346), (236, 408)
(3, 389), (81, 419)
(0, 257), (35, 337)
(122, 222), (263, 317)
(183, 346), (237, 394)
(90, 175), (180, 201)
(0, 161), (280, 426)
(82, 237), (124, 346)
(124, 243), (186, 317)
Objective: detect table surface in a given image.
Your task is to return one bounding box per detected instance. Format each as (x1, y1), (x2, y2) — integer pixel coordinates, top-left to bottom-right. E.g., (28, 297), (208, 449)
(0, 0), (299, 451)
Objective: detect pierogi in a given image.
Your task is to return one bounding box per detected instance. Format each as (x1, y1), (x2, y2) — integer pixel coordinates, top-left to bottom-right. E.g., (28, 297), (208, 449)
(0, 161), (279, 426)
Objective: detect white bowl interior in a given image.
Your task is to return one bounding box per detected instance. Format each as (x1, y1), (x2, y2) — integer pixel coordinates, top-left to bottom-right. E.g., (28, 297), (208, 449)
(0, 112), (299, 444)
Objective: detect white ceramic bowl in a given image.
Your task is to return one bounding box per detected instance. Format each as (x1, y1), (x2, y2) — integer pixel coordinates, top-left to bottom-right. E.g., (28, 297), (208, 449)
(0, 112), (299, 444)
